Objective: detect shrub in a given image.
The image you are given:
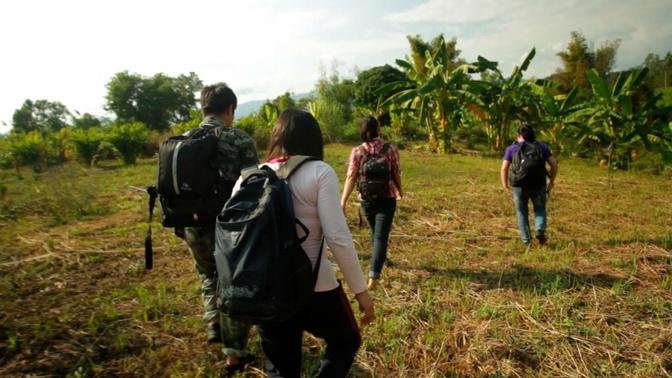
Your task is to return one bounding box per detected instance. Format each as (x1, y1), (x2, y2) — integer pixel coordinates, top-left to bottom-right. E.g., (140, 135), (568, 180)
(71, 127), (105, 165)
(7, 131), (46, 172)
(106, 122), (149, 165)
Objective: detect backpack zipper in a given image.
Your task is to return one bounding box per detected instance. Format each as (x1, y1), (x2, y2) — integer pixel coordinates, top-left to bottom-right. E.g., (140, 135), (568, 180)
(172, 141), (183, 195)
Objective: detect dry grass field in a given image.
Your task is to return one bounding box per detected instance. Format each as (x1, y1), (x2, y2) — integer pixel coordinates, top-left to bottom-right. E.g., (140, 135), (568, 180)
(1, 144), (671, 377)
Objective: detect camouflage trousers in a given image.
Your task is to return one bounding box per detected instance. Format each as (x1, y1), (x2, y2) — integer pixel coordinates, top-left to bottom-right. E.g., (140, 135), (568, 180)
(184, 226), (252, 357)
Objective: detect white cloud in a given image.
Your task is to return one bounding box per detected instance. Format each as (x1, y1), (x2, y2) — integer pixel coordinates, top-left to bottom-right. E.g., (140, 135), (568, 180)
(0, 0), (670, 133)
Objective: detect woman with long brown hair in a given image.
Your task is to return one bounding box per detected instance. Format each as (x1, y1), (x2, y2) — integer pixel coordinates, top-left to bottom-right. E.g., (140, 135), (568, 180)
(233, 108), (374, 377)
(341, 116), (403, 290)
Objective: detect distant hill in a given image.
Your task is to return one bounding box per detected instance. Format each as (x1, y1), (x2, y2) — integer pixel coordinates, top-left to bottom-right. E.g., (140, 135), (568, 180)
(236, 91), (315, 117)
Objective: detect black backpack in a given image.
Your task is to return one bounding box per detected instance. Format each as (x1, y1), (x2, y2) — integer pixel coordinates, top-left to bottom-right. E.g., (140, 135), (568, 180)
(144, 126), (232, 269)
(508, 141), (547, 187)
(214, 156), (322, 323)
(357, 143), (391, 201)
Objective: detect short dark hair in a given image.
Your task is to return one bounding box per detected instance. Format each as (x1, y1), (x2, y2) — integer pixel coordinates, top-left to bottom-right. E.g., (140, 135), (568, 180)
(267, 108), (324, 160)
(360, 116), (379, 142)
(517, 125), (536, 142)
(200, 83), (237, 116)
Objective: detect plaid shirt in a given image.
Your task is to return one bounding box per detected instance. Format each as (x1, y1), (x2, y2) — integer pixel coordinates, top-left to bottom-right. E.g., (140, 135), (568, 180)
(347, 138), (402, 199)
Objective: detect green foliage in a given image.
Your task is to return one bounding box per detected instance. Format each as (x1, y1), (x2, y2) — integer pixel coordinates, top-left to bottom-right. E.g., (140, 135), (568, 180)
(7, 131), (47, 171)
(170, 109), (202, 136)
(71, 127), (106, 165)
(354, 64), (407, 112)
(11, 99), (70, 133)
(309, 68), (356, 142)
(553, 31), (621, 92)
(105, 71), (202, 131)
(105, 122), (149, 165)
(471, 49), (539, 151)
(571, 68), (671, 174)
(72, 113), (101, 130)
(380, 34), (488, 153)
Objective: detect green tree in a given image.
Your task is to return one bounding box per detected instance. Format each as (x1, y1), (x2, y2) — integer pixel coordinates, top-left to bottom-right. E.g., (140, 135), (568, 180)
(572, 68), (671, 180)
(309, 69), (356, 142)
(379, 35), (478, 153)
(469, 49), (539, 152)
(272, 92), (296, 112)
(72, 112), (102, 130)
(535, 87), (583, 154)
(354, 65), (407, 112)
(105, 71), (202, 131)
(553, 31), (620, 92)
(12, 99), (70, 133)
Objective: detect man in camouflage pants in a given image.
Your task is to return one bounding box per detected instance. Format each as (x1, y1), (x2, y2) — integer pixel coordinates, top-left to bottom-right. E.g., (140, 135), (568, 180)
(183, 83), (258, 373)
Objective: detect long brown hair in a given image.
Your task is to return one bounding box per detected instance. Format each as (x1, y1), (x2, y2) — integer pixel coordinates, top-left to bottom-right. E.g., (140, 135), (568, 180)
(360, 116), (379, 142)
(267, 108), (324, 160)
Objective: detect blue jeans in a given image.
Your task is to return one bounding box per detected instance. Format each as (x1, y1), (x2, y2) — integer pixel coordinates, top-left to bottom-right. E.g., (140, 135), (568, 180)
(511, 187), (547, 244)
(361, 198), (396, 279)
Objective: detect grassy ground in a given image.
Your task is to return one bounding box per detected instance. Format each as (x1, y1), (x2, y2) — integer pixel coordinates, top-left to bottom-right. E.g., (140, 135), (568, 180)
(1, 144), (671, 377)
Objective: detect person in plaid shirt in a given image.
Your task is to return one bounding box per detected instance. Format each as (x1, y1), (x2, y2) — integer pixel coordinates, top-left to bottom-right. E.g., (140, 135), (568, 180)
(341, 116), (403, 290)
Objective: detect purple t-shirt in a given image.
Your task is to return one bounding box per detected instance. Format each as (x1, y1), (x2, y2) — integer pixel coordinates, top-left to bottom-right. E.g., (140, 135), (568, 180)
(503, 141), (552, 162)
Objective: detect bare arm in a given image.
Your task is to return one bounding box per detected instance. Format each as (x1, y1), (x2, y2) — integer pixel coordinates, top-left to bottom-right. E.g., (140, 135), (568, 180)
(340, 173), (357, 211)
(547, 156), (558, 192)
(500, 160), (511, 191)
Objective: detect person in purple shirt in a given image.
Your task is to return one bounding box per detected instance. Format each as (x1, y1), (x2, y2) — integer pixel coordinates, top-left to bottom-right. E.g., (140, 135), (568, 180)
(500, 125), (558, 245)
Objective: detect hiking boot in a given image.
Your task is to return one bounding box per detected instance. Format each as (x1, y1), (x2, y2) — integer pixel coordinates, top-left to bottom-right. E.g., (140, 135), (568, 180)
(207, 322), (222, 344)
(536, 232), (547, 246)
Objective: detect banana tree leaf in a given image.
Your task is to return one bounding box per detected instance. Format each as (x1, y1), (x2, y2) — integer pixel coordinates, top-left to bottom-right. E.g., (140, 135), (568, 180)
(380, 89), (418, 108)
(587, 69), (611, 103)
(559, 87), (577, 112)
(611, 72), (626, 98)
(618, 95), (633, 117)
(622, 67), (649, 92)
(542, 92), (559, 115)
(476, 56), (499, 71)
(395, 59), (413, 71)
(418, 76), (442, 95)
(375, 80), (413, 96)
(520, 48), (536, 72)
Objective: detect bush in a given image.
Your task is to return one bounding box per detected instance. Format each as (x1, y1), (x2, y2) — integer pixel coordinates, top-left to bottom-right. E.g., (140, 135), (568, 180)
(7, 131), (46, 172)
(235, 114), (263, 137)
(106, 122), (149, 165)
(71, 127), (105, 165)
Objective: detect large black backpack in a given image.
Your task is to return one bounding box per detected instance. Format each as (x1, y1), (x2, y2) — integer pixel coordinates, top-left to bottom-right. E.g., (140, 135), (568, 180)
(144, 126), (233, 269)
(214, 156), (322, 323)
(508, 141), (547, 188)
(357, 143), (391, 201)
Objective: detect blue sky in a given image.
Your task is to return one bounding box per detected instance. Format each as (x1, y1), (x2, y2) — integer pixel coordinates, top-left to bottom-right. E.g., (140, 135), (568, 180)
(1, 0), (671, 133)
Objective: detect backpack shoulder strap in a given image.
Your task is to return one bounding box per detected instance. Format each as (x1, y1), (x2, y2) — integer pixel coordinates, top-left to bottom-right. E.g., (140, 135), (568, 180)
(276, 156), (318, 180)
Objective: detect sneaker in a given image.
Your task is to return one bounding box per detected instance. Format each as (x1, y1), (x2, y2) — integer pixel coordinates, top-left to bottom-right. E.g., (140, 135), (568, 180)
(207, 322), (222, 344)
(536, 232), (547, 246)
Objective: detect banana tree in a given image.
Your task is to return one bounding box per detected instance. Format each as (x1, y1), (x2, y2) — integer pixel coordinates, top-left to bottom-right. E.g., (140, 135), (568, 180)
(571, 67), (671, 181)
(535, 87), (583, 154)
(470, 48), (539, 152)
(377, 35), (495, 153)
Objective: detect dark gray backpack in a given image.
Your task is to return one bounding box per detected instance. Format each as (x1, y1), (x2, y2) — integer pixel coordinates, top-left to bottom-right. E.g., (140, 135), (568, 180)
(357, 143), (391, 201)
(214, 156), (323, 323)
(508, 141), (547, 188)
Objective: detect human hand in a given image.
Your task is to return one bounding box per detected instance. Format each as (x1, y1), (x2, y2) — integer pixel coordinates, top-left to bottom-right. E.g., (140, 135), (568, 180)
(546, 181), (554, 193)
(341, 202), (347, 216)
(355, 291), (375, 326)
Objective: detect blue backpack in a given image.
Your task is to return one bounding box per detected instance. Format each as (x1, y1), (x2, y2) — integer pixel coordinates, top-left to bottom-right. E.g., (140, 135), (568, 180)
(214, 156), (323, 323)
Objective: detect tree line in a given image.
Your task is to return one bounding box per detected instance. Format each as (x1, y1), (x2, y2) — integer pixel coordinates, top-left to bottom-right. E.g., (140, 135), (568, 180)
(1, 31), (671, 175)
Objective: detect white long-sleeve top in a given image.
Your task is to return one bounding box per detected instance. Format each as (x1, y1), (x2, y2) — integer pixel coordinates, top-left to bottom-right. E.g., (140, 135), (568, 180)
(232, 160), (367, 295)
